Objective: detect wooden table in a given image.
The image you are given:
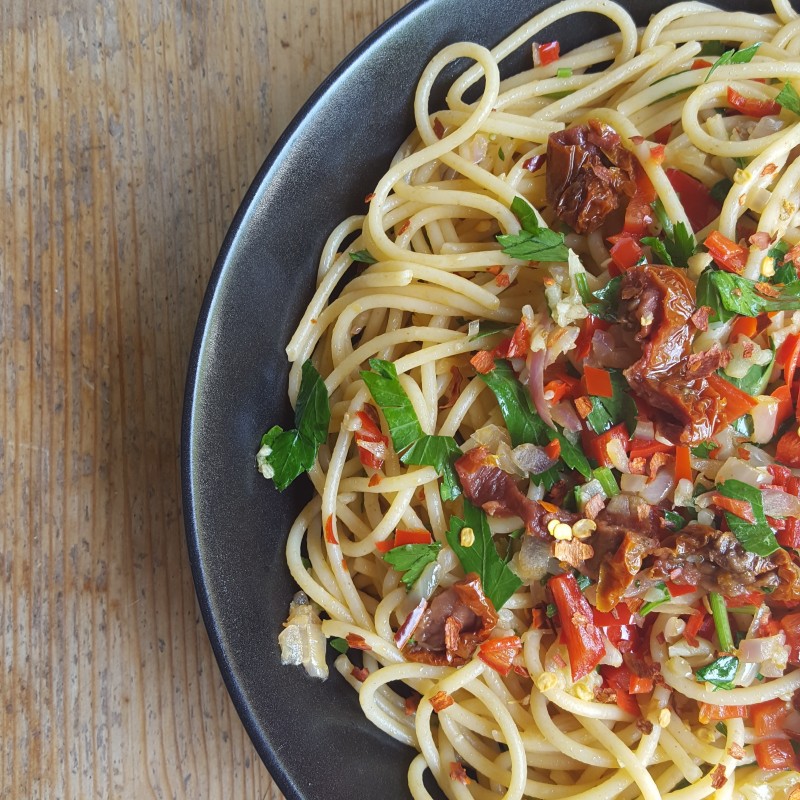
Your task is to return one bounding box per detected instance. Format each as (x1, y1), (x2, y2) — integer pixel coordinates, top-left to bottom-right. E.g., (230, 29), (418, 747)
(0, 1), (410, 796)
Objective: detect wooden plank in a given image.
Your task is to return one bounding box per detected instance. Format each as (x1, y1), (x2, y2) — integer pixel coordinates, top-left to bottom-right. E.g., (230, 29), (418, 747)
(0, 0), (410, 796)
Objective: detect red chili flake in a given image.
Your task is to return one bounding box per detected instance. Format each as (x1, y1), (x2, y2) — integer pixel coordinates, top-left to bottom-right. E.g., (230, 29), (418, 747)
(691, 306), (711, 331)
(553, 652), (566, 669)
(649, 144), (665, 164)
(325, 516), (338, 545)
(433, 117), (445, 139)
(761, 163), (778, 176)
(787, 242), (800, 264)
(430, 691), (454, 712)
(513, 664), (531, 679)
(364, 192), (376, 203)
(439, 366), (464, 410)
(692, 58), (713, 69)
(495, 273), (511, 288)
(341, 558), (348, 570)
(351, 666), (369, 682)
(584, 493), (605, 520)
(368, 473), (382, 487)
(629, 457), (647, 475)
(404, 692), (421, 716)
(636, 718), (654, 734)
(749, 231), (773, 249)
(728, 743), (745, 760)
(470, 350), (496, 374)
(595, 687), (617, 704)
(449, 762), (471, 785)
(487, 265), (503, 275)
(523, 154), (545, 173)
(629, 135), (645, 145)
(574, 396), (593, 418)
(711, 764), (727, 790)
(346, 633), (372, 651)
(756, 281), (780, 297)
(649, 451), (673, 482)
(396, 219), (411, 236)
(737, 446), (751, 461)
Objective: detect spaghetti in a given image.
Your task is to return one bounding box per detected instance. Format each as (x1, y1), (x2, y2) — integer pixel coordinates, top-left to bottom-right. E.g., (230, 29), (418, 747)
(260, 1), (800, 797)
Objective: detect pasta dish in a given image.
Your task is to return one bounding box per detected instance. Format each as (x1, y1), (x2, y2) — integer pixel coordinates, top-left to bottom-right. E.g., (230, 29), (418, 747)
(258, 1), (800, 797)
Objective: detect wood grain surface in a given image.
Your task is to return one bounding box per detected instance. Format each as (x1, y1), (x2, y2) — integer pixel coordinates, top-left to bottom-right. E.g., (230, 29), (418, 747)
(0, 0), (410, 796)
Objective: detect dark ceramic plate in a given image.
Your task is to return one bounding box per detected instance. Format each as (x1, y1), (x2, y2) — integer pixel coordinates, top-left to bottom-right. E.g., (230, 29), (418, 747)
(182, 0), (770, 797)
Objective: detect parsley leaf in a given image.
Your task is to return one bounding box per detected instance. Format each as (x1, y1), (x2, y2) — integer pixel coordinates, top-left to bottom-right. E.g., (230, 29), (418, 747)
(360, 359), (424, 451)
(478, 360), (549, 447)
(401, 435), (463, 501)
(652, 199), (697, 265)
(776, 82), (800, 116)
(586, 276), (623, 321)
(446, 500), (522, 610)
(704, 43), (761, 82)
(257, 361), (331, 490)
(384, 543), (442, 589)
(710, 178), (733, 205)
(552, 430), (592, 479)
(470, 321), (515, 340)
(664, 510), (686, 531)
(717, 479), (780, 556)
(585, 370), (638, 436)
(769, 241), (798, 286)
(691, 441), (719, 458)
(641, 236), (674, 266)
(699, 270), (800, 318)
(350, 249), (377, 264)
(329, 637), (349, 654)
(696, 655), (740, 690)
(700, 40), (726, 56)
(497, 197), (569, 263)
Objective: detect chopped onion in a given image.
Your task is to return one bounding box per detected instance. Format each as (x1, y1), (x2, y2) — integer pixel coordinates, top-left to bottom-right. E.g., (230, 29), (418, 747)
(620, 473), (647, 494)
(640, 467), (675, 505)
(279, 592), (329, 680)
(738, 632), (789, 678)
(518, 536), (552, 582)
(527, 347), (553, 429)
(467, 319), (480, 338)
(697, 508), (716, 526)
(715, 457), (773, 487)
(598, 635), (623, 668)
(673, 478), (695, 508)
(741, 443), (775, 467)
(633, 419), (655, 441)
(751, 395), (780, 444)
(606, 438), (630, 473)
(761, 487), (800, 518)
(551, 401), (582, 432)
(750, 115), (785, 140)
(668, 637), (714, 660)
(512, 443), (557, 475)
(400, 561), (443, 619)
(664, 618), (686, 644)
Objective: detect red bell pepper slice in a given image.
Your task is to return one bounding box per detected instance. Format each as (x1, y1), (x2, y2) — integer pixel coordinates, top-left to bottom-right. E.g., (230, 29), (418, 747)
(665, 168), (721, 232)
(706, 372), (757, 425)
(753, 698), (792, 739)
(776, 428), (800, 468)
(754, 738), (799, 771)
(478, 636), (523, 676)
(628, 439), (672, 460)
(394, 529), (433, 546)
(699, 703), (749, 722)
(727, 86), (781, 119)
(355, 408), (389, 470)
(581, 423), (630, 469)
(623, 167), (656, 238)
(583, 366), (614, 398)
(777, 518), (800, 549)
(537, 41), (560, 66)
(609, 236), (643, 274)
(549, 573), (605, 681)
(704, 230), (748, 274)
(575, 316), (610, 361)
(729, 314), (759, 343)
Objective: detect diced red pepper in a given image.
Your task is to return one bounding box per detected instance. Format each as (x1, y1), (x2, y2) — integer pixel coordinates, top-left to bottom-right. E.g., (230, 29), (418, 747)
(704, 230), (748, 275)
(787, 476), (800, 498)
(777, 428), (800, 468)
(692, 59), (714, 70)
(727, 86), (782, 119)
(549, 573), (606, 681)
(609, 236), (643, 274)
(753, 698), (792, 738)
(706, 372), (757, 425)
(325, 516), (338, 545)
(623, 167), (656, 238)
(583, 366), (614, 398)
(674, 445), (692, 483)
(394, 529), (432, 546)
(780, 612), (800, 665)
(651, 123), (673, 145)
(354, 408), (390, 470)
(729, 315), (759, 343)
(470, 350), (496, 374)
(478, 636), (523, 676)
(600, 664), (647, 715)
(628, 439), (673, 460)
(544, 438), (561, 460)
(684, 609), (708, 648)
(754, 738), (799, 771)
(709, 492), (756, 522)
(537, 41), (560, 66)
(665, 169), (722, 234)
(575, 316), (611, 361)
(649, 144), (665, 165)
(769, 463), (793, 487)
(777, 518), (800, 549)
(544, 375), (580, 404)
(665, 580), (695, 597)
(581, 423), (630, 469)
(699, 703), (749, 722)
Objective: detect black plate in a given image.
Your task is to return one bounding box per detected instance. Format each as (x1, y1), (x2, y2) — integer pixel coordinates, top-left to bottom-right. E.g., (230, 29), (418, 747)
(182, 1), (770, 797)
